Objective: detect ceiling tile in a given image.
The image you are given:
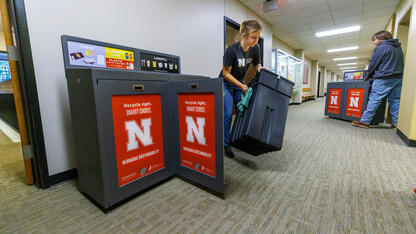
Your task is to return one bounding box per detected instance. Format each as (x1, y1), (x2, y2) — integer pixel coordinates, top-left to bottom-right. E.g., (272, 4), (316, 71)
(331, 5), (363, 18)
(308, 21), (334, 30)
(289, 0), (327, 10)
(333, 14), (362, 24)
(291, 30), (314, 38)
(284, 25), (311, 33)
(240, 0), (400, 68)
(299, 3), (330, 18)
(304, 13), (333, 24)
(243, 1), (262, 11)
(362, 16), (391, 25)
(363, 7), (396, 19)
(364, 0), (399, 11)
(328, 0), (363, 11)
(273, 19), (307, 30)
(271, 12), (302, 22)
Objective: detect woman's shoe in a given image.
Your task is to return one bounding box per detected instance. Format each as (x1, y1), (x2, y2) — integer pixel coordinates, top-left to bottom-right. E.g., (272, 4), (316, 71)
(224, 146), (235, 158)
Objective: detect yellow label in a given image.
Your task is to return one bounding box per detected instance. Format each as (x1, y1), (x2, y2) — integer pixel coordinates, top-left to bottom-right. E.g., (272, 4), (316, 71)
(353, 72), (363, 76)
(152, 61), (157, 67)
(105, 47), (134, 61)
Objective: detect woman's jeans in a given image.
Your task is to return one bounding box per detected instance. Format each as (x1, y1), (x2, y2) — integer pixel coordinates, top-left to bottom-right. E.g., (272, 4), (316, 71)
(360, 78), (402, 125)
(224, 82), (242, 147)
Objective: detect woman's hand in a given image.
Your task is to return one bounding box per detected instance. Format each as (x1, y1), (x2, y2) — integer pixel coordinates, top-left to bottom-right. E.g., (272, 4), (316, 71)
(241, 84), (249, 94)
(256, 65), (263, 73)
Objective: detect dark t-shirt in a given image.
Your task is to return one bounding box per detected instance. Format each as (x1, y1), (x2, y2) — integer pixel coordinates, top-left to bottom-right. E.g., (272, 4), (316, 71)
(219, 42), (261, 83)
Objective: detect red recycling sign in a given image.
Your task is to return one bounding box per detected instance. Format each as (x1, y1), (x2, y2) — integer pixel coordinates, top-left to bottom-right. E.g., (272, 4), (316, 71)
(345, 89), (364, 118)
(327, 88), (342, 114)
(111, 94), (165, 187)
(178, 93), (216, 178)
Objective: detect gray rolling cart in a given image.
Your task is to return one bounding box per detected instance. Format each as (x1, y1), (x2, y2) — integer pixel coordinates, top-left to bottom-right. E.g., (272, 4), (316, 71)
(230, 69), (294, 156)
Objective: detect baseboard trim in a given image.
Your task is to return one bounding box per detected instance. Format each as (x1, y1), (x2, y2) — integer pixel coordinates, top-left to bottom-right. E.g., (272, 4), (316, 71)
(397, 129), (416, 147)
(49, 168), (78, 186)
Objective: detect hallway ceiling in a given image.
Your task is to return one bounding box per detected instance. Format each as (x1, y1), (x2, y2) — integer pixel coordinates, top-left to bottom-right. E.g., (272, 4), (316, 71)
(241, 0), (400, 77)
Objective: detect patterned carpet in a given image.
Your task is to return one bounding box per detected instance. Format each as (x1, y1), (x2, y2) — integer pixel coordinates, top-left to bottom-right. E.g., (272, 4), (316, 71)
(1, 97), (416, 233)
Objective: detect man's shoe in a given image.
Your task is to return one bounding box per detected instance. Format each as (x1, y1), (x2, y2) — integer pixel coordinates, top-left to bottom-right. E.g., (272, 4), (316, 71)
(391, 124), (397, 128)
(224, 146), (234, 158)
(352, 120), (369, 128)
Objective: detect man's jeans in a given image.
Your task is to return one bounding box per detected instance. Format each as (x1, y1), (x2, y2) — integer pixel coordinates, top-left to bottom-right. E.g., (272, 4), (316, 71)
(360, 78), (402, 125)
(224, 82), (242, 147)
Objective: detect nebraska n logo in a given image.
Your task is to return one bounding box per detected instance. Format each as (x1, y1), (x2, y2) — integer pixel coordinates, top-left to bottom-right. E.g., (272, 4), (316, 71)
(349, 97), (359, 107)
(330, 96), (338, 105)
(125, 118), (153, 151)
(185, 116), (206, 145)
(238, 58), (246, 67)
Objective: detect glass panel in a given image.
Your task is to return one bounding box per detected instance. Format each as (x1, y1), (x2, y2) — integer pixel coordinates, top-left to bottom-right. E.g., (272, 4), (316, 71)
(277, 51), (288, 79)
(288, 57), (303, 103)
(271, 50), (276, 73)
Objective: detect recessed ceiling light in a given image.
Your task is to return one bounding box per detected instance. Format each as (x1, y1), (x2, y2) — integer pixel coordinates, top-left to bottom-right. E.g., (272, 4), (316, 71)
(333, 57), (357, 61)
(328, 46), (359, 53)
(316, 26), (360, 37)
(338, 63), (357, 66)
(340, 67), (357, 69)
(342, 70), (356, 72)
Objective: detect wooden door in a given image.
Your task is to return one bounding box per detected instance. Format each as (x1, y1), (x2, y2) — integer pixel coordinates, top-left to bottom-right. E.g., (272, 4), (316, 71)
(0, 0), (34, 185)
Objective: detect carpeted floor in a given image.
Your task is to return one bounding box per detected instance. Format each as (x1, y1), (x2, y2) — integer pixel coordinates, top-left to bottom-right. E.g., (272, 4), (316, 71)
(1, 98), (416, 233)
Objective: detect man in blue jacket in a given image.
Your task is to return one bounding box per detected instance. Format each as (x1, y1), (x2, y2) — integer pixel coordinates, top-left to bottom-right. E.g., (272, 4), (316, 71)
(352, 31), (404, 129)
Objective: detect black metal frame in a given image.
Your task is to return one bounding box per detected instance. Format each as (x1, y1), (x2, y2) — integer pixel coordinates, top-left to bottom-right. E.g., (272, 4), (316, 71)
(171, 78), (225, 194)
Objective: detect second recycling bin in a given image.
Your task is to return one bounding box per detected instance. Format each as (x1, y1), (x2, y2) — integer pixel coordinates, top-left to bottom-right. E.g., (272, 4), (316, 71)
(230, 69), (294, 156)
(325, 80), (386, 124)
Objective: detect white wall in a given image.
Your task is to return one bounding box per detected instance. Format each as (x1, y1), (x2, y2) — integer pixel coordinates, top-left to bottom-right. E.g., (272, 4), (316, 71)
(272, 36), (295, 56)
(24, 0), (225, 175)
(324, 69), (330, 92)
(0, 32), (6, 51)
(225, 0), (273, 69)
(0, 17), (5, 51)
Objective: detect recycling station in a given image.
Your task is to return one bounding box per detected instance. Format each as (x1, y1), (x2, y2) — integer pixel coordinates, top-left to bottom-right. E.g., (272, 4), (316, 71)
(62, 36), (292, 209)
(325, 79), (386, 124)
(62, 36), (224, 209)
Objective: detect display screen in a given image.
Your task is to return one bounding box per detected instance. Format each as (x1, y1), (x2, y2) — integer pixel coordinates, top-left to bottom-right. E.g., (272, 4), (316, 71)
(0, 52), (11, 83)
(67, 41), (135, 70)
(344, 70), (366, 81)
(140, 52), (179, 73)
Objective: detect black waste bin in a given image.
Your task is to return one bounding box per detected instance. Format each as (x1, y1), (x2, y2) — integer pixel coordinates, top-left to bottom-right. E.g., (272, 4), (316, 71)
(230, 69), (294, 156)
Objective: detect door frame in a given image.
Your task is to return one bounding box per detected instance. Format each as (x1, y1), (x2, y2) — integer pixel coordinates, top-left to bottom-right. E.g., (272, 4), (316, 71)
(3, 0), (49, 188)
(317, 71), (321, 97)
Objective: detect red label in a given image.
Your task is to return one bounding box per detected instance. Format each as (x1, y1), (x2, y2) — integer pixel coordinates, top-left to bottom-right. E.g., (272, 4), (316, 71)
(327, 89), (342, 114)
(111, 94), (164, 187)
(178, 93), (216, 177)
(106, 58), (135, 70)
(345, 89), (364, 118)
